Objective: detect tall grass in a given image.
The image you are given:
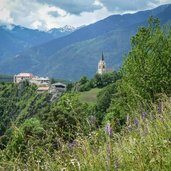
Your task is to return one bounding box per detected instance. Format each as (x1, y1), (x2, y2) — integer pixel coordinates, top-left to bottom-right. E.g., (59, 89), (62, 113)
(1, 98), (171, 170)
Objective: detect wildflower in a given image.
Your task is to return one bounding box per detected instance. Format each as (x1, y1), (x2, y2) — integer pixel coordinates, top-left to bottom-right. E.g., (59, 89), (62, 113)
(114, 158), (119, 170)
(134, 118), (139, 128)
(67, 140), (77, 150)
(141, 111), (148, 119)
(105, 123), (112, 136)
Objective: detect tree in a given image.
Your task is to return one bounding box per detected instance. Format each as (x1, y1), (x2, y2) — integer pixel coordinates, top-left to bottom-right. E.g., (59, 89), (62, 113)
(44, 93), (89, 141)
(95, 83), (116, 122)
(107, 17), (171, 122)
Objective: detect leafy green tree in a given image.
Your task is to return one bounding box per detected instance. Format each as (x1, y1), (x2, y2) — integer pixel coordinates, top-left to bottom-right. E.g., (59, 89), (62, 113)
(6, 118), (44, 158)
(95, 83), (116, 122)
(43, 93), (89, 141)
(101, 71), (120, 87)
(93, 72), (120, 88)
(107, 17), (171, 122)
(79, 76), (89, 85)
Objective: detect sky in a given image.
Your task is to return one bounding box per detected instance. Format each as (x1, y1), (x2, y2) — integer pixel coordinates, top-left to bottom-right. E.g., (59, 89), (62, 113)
(0, 0), (171, 31)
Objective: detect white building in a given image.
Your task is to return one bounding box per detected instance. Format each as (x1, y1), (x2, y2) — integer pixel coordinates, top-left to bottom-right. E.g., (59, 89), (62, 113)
(30, 76), (50, 86)
(13, 73), (34, 83)
(14, 73), (50, 86)
(97, 53), (107, 75)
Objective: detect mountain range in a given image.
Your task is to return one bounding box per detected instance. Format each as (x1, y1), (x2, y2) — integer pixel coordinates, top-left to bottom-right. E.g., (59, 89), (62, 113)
(0, 4), (171, 80)
(0, 25), (75, 61)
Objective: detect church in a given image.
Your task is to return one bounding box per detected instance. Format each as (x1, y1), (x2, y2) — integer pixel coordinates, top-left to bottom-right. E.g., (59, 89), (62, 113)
(97, 52), (109, 75)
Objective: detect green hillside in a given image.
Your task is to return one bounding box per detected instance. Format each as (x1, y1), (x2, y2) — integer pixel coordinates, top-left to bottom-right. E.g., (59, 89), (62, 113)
(79, 88), (101, 104)
(0, 18), (171, 171)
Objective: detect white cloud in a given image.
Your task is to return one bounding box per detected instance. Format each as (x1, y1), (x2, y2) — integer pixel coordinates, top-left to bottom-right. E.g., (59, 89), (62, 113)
(0, 0), (171, 31)
(37, 0), (102, 14)
(53, 7), (112, 29)
(0, 0), (13, 24)
(0, 0), (111, 30)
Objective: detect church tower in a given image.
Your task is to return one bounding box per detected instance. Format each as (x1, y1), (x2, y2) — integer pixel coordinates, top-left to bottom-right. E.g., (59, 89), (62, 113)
(97, 52), (106, 75)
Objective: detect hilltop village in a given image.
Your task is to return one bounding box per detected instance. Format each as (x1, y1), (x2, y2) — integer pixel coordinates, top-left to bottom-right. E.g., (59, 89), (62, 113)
(13, 72), (66, 95)
(13, 53), (111, 94)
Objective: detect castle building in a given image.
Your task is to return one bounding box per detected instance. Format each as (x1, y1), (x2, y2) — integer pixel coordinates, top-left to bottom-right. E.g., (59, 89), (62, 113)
(14, 73), (50, 86)
(97, 53), (107, 75)
(13, 73), (33, 83)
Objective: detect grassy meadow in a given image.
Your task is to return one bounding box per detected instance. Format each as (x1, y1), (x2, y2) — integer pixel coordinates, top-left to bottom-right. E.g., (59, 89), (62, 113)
(79, 88), (101, 104)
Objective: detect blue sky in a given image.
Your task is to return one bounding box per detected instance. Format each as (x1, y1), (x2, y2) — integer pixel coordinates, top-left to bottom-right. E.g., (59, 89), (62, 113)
(0, 0), (171, 30)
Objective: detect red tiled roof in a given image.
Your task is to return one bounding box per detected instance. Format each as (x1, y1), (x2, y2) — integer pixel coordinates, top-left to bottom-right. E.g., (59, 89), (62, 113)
(16, 73), (33, 77)
(37, 87), (49, 91)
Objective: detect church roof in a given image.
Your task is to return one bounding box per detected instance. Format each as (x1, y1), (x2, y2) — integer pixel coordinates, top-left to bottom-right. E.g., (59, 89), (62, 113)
(16, 73), (33, 77)
(101, 52), (104, 61)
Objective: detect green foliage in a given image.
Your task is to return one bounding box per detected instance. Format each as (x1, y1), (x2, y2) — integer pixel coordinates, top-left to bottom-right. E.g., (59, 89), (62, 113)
(0, 82), (50, 148)
(107, 17), (171, 124)
(79, 88), (101, 105)
(43, 93), (90, 141)
(96, 83), (116, 113)
(123, 17), (171, 103)
(73, 71), (120, 92)
(6, 118), (44, 158)
(95, 84), (116, 122)
(93, 71), (120, 88)
(0, 99), (171, 170)
(0, 17), (171, 170)
(21, 118), (44, 137)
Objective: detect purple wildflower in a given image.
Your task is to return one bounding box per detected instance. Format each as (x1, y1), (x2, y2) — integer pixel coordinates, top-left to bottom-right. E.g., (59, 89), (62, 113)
(105, 123), (113, 136)
(67, 140), (77, 150)
(141, 111), (148, 119)
(134, 118), (139, 128)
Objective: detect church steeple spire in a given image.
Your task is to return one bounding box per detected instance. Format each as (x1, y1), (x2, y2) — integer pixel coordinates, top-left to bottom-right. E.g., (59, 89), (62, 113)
(97, 52), (106, 75)
(101, 52), (104, 61)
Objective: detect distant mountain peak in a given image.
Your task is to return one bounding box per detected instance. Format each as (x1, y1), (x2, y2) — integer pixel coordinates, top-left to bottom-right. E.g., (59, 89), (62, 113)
(47, 25), (79, 38)
(59, 25), (76, 32)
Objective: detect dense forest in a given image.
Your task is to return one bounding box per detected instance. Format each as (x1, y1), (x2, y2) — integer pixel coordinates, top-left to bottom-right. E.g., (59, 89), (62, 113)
(0, 17), (171, 170)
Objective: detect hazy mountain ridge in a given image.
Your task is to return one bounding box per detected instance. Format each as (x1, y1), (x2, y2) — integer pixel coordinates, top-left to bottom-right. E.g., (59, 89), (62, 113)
(0, 24), (75, 61)
(0, 4), (171, 80)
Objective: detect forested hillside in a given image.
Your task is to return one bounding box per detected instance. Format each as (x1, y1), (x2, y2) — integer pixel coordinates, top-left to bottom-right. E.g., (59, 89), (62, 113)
(0, 18), (171, 170)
